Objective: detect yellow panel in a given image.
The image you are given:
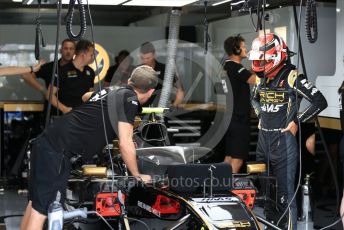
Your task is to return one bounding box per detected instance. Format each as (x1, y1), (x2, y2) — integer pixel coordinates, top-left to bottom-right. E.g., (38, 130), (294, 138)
(83, 167), (107, 177)
(247, 163), (266, 174)
(318, 117), (341, 130)
(4, 103), (43, 112)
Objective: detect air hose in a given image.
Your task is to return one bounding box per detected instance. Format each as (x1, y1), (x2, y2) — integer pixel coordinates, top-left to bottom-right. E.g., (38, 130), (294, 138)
(45, 0), (63, 127)
(65, 0), (87, 41)
(203, 1), (211, 54)
(34, 0), (46, 60)
(305, 0), (318, 43)
(158, 9), (181, 108)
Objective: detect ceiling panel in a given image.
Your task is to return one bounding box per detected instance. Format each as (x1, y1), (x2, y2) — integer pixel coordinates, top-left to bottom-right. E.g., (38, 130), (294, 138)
(0, 0), (336, 26)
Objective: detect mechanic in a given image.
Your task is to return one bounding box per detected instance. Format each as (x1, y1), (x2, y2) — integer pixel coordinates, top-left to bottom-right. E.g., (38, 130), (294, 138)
(250, 33), (327, 229)
(139, 41), (184, 107)
(20, 65), (158, 230)
(104, 49), (134, 87)
(46, 39), (95, 114)
(222, 35), (256, 173)
(22, 39), (75, 96)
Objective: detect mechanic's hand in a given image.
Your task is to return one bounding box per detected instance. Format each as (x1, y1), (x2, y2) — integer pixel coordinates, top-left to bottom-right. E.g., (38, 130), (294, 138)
(281, 121), (298, 136)
(137, 174), (152, 184)
(32, 59), (46, 73)
(63, 107), (72, 114)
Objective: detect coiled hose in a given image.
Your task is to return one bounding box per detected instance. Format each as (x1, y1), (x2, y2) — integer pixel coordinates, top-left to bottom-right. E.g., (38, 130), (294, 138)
(305, 0), (318, 43)
(65, 0), (87, 41)
(34, 1), (45, 60)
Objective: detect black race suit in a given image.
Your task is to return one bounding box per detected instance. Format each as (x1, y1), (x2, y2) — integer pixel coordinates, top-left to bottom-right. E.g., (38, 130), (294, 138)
(252, 64), (327, 229)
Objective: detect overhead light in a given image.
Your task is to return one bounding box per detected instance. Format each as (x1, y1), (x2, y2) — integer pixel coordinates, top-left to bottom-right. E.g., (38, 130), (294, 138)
(61, 0), (126, 5)
(24, 0), (126, 5)
(124, 0), (198, 7)
(230, 0), (245, 6)
(12, 0), (22, 2)
(212, 0), (232, 6)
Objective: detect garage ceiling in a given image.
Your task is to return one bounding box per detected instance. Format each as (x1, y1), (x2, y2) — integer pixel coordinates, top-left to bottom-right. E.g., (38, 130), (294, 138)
(0, 0), (336, 26)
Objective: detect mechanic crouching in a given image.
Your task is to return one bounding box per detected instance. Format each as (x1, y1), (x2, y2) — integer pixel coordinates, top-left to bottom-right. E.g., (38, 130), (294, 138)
(249, 33), (327, 229)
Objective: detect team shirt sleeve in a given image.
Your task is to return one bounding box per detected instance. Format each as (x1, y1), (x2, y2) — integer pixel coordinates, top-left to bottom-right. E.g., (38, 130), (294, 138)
(118, 94), (140, 124)
(230, 63), (252, 83)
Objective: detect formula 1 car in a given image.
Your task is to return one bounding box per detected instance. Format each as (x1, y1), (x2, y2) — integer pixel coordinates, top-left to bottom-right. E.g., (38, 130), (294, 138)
(47, 109), (288, 230)
(62, 148), (262, 230)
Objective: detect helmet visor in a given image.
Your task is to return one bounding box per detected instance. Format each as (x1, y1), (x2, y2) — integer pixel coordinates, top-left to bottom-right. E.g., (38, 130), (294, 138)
(253, 60), (272, 67)
(248, 50), (275, 61)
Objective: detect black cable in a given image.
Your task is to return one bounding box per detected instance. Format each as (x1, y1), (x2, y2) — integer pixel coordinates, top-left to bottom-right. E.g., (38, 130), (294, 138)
(261, 0), (269, 180)
(292, 5), (308, 79)
(294, 1), (340, 227)
(34, 1), (46, 60)
(127, 217), (151, 230)
(85, 0), (117, 195)
(65, 0), (87, 41)
(249, 0), (263, 32)
(293, 0), (340, 212)
(87, 211), (114, 230)
(44, 0), (62, 128)
(305, 0), (318, 43)
(277, 1), (304, 226)
(203, 0), (211, 54)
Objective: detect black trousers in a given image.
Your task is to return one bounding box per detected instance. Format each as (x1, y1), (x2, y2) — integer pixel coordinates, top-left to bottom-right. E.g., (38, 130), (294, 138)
(256, 130), (298, 229)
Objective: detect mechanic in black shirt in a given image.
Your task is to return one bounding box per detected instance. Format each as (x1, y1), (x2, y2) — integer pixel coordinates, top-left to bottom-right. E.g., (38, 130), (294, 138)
(139, 42), (184, 107)
(46, 39), (95, 114)
(222, 35), (256, 173)
(104, 49), (134, 87)
(20, 65), (158, 230)
(21, 39), (75, 124)
(22, 39), (75, 95)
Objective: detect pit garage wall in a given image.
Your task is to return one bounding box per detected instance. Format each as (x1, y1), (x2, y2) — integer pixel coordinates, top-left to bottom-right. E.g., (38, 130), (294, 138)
(0, 25), (165, 60)
(316, 0), (344, 120)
